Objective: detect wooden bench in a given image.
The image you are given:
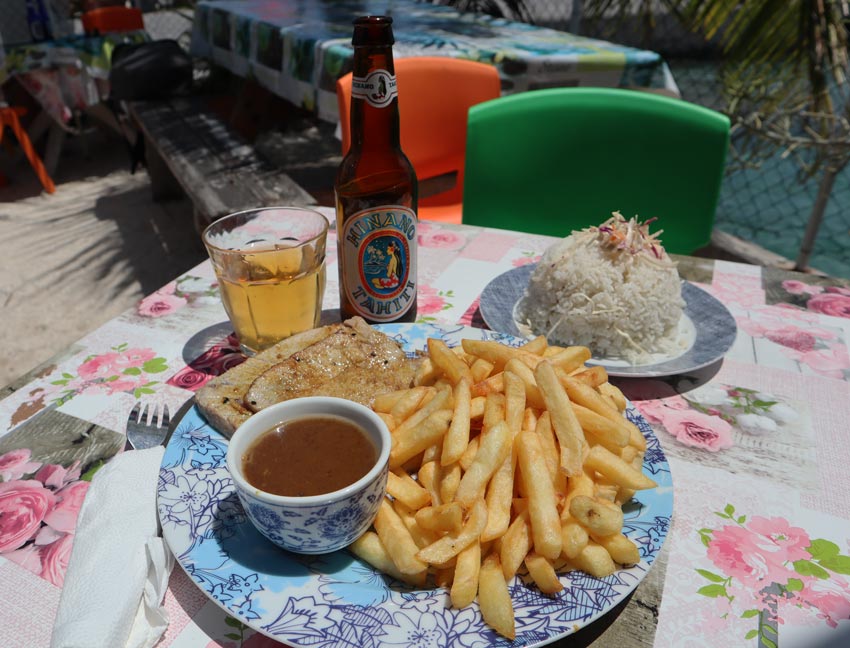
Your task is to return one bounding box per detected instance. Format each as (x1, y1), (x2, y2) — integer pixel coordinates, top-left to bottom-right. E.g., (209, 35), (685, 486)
(129, 96), (317, 234)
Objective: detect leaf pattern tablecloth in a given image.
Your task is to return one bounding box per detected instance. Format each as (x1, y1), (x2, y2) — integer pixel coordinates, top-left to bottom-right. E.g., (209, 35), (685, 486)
(1, 212), (849, 647)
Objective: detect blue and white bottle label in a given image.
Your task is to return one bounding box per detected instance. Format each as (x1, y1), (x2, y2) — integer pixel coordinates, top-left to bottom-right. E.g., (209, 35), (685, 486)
(341, 206), (417, 321)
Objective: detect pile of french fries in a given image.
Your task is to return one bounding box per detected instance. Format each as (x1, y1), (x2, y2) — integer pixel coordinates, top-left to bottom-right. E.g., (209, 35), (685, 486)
(351, 335), (658, 640)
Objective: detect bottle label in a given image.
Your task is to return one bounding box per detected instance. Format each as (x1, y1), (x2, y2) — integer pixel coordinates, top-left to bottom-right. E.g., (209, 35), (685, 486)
(352, 70), (398, 108)
(341, 206), (417, 322)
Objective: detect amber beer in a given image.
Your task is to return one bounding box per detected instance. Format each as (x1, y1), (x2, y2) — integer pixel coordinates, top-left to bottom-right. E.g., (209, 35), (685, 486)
(203, 207), (329, 356)
(335, 16), (418, 323)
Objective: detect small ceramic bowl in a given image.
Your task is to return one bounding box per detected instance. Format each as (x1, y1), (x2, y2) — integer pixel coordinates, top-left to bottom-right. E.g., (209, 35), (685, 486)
(226, 396), (390, 554)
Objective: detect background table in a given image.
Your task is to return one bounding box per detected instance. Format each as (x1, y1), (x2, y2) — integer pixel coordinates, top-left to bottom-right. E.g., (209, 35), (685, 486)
(0, 29), (147, 177)
(190, 0), (680, 124)
(1, 213), (849, 647)
(0, 31), (147, 129)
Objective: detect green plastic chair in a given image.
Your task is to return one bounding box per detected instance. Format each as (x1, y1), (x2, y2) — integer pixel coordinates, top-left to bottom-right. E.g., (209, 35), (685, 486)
(462, 88), (730, 254)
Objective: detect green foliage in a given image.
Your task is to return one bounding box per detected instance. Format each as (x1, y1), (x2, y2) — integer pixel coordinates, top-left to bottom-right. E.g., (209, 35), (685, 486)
(793, 559), (830, 579)
(697, 583), (728, 598)
(580, 0), (850, 175)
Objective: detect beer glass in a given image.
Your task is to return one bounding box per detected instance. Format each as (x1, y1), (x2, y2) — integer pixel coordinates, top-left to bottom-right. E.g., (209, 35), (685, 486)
(203, 207), (329, 355)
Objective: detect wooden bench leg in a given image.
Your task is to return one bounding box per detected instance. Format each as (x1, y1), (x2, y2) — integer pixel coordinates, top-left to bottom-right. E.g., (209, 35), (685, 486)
(143, 139), (184, 202)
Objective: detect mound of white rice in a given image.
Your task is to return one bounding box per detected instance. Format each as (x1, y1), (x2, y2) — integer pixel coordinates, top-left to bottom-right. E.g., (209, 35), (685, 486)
(520, 213), (685, 364)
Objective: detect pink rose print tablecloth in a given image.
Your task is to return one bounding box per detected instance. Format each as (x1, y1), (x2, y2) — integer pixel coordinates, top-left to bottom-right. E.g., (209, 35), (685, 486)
(1, 214), (849, 647)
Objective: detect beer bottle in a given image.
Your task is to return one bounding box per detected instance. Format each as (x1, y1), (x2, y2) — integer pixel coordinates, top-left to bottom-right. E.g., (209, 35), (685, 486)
(335, 15), (418, 324)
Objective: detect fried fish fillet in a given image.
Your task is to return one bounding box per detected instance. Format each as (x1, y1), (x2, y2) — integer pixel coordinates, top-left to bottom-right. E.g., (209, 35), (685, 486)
(195, 317), (417, 437)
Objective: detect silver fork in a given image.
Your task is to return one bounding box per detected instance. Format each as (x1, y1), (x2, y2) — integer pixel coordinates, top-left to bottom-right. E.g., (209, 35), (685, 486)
(125, 402), (171, 450)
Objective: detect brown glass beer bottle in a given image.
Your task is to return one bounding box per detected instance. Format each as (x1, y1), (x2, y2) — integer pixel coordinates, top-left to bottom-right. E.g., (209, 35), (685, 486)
(335, 15), (418, 324)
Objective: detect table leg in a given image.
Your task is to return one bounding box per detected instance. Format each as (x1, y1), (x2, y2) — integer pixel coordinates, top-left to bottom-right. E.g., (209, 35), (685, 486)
(43, 122), (66, 178)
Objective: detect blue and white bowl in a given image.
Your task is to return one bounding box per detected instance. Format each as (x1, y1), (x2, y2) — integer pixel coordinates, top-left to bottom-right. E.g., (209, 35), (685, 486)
(225, 397), (391, 554)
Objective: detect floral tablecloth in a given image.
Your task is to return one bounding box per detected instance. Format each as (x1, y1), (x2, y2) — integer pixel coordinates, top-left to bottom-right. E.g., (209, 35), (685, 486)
(190, 0), (679, 124)
(0, 31), (146, 128)
(1, 213), (849, 647)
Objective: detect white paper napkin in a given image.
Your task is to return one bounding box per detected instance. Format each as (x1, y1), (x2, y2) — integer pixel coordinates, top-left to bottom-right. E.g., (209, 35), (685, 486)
(51, 447), (174, 648)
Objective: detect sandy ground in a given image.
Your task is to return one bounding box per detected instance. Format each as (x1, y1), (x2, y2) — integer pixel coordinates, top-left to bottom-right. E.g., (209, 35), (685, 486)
(0, 127), (206, 388)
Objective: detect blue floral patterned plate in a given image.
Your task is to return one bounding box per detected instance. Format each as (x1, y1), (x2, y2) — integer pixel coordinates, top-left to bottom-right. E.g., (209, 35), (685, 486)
(158, 323), (673, 647)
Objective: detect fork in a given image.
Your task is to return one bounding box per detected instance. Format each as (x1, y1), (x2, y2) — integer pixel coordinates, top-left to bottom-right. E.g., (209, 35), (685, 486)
(125, 402), (172, 450)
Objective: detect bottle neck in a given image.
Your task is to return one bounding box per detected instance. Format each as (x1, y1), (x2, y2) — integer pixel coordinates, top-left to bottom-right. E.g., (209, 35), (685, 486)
(349, 45), (402, 152)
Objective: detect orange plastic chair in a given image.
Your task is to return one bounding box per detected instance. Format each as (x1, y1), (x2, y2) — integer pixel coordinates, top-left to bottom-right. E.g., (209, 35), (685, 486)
(337, 57), (501, 224)
(0, 106), (56, 194)
(82, 7), (144, 35)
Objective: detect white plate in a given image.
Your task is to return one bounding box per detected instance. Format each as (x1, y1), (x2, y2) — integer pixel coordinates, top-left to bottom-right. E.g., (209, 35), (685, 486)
(158, 322), (673, 647)
(479, 264), (737, 378)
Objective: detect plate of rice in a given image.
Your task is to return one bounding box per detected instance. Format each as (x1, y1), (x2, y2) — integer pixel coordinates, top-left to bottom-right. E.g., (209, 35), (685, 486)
(479, 213), (737, 377)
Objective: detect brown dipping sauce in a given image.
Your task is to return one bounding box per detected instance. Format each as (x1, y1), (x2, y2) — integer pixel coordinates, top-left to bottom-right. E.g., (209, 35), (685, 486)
(242, 415), (378, 497)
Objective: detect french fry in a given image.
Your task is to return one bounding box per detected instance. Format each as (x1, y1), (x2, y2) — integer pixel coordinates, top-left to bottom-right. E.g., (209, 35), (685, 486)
(393, 387), (452, 436)
(521, 335), (548, 355)
(472, 371), (504, 398)
(479, 554), (515, 640)
(470, 357), (495, 383)
(415, 502), (464, 534)
(372, 387), (417, 413)
(455, 421), (512, 507)
(560, 520), (589, 559)
(439, 461), (462, 504)
(374, 500), (428, 574)
(572, 540), (617, 578)
(584, 445), (658, 491)
(428, 338), (473, 385)
(418, 461), (442, 506)
(558, 373), (633, 438)
(569, 495), (624, 537)
(534, 361), (587, 476)
(389, 386), (432, 423)
(482, 392), (505, 430)
(599, 382), (627, 412)
(416, 498), (488, 564)
(504, 357), (547, 409)
(442, 377), (472, 466)
(500, 510), (532, 580)
(516, 431), (562, 560)
(504, 371), (526, 437)
(390, 409), (453, 469)
(387, 470), (431, 509)
(461, 338), (541, 371)
(569, 365), (608, 388)
(572, 404), (629, 450)
(458, 435), (480, 472)
(545, 346), (591, 372)
(525, 552), (564, 595)
(450, 540), (481, 608)
(521, 407), (538, 434)
(414, 357), (439, 386)
(350, 531), (427, 586)
(627, 420), (648, 451)
(481, 452), (516, 542)
(591, 532), (641, 565)
(470, 396), (486, 420)
(394, 499), (440, 550)
(534, 412), (559, 485)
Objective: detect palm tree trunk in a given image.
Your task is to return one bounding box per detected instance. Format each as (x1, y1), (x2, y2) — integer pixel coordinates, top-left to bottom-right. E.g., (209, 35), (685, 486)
(794, 166), (839, 271)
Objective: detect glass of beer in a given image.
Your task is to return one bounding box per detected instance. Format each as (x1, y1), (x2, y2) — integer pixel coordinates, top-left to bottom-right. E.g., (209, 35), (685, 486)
(202, 207), (329, 355)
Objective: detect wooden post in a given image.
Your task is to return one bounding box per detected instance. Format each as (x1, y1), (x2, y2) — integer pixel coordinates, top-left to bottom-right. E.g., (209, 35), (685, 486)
(794, 166), (838, 271)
